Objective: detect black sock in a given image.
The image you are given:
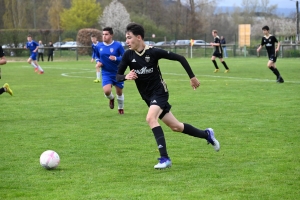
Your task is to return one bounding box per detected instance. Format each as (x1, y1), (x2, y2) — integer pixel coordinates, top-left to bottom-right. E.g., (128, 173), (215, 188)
(152, 126), (168, 158)
(182, 123), (208, 139)
(269, 66), (280, 77)
(212, 60), (219, 69)
(222, 61), (229, 69)
(0, 87), (5, 95)
(274, 68), (281, 77)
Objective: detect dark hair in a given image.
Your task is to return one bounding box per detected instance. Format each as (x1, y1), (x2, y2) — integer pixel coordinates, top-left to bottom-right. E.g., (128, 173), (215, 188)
(126, 23), (144, 39)
(262, 26), (269, 31)
(27, 35), (32, 37)
(102, 27), (113, 35)
(91, 34), (96, 38)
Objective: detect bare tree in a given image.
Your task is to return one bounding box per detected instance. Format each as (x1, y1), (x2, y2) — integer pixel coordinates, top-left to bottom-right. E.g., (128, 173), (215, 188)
(99, 0), (131, 40)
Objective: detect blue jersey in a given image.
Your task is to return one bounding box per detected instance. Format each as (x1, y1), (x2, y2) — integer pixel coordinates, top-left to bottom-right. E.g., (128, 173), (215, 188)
(99, 41), (125, 75)
(26, 40), (39, 53)
(91, 42), (101, 60)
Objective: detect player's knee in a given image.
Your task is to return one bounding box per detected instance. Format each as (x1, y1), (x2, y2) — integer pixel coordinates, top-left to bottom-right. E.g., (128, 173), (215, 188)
(169, 125), (181, 132)
(146, 116), (157, 126)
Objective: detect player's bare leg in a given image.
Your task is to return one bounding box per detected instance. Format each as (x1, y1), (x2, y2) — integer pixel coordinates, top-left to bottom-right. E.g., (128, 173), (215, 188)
(103, 84), (114, 109)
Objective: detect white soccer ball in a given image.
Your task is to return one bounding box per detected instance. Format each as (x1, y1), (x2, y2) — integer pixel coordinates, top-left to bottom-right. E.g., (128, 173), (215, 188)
(40, 150), (60, 170)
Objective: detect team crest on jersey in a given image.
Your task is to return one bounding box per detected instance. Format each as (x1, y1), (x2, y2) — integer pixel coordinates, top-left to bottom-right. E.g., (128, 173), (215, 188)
(145, 55), (150, 62)
(110, 48), (114, 53)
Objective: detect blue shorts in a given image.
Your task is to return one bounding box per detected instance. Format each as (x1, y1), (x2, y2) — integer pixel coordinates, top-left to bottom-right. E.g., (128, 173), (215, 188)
(30, 52), (37, 60)
(102, 73), (124, 89)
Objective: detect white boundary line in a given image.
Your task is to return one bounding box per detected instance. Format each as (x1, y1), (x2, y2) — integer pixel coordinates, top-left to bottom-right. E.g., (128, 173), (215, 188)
(22, 65), (300, 84)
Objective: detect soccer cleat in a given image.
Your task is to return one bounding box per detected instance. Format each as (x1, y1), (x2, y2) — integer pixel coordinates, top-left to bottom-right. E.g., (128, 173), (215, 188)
(276, 76), (284, 83)
(224, 69), (230, 73)
(206, 128), (220, 152)
(3, 83), (13, 96)
(118, 109), (124, 114)
(213, 69), (219, 73)
(34, 68), (39, 73)
(154, 157), (172, 169)
(39, 71), (44, 74)
(94, 79), (100, 83)
(109, 98), (115, 109)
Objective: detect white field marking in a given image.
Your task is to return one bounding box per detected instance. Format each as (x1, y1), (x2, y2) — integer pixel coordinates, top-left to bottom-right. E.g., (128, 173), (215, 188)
(163, 72), (300, 84)
(21, 65), (300, 84)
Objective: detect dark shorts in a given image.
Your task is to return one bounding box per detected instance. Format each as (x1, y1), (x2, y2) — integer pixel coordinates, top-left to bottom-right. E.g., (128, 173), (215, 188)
(268, 54), (277, 63)
(144, 88), (171, 119)
(213, 51), (223, 58)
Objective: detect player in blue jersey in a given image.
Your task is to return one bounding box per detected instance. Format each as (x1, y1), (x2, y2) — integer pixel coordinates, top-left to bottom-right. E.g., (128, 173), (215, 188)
(97, 27), (125, 114)
(25, 35), (44, 74)
(91, 34), (102, 83)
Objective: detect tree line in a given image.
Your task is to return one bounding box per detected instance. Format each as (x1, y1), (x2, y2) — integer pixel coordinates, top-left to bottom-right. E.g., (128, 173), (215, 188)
(0, 0), (297, 44)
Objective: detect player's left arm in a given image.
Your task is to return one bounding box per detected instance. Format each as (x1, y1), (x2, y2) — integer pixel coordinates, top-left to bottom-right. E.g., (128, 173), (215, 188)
(276, 41), (280, 52)
(33, 42), (39, 53)
(156, 48), (200, 90)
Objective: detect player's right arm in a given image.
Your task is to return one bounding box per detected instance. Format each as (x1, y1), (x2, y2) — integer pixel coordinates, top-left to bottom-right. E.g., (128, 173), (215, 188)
(116, 50), (131, 82)
(0, 46), (7, 65)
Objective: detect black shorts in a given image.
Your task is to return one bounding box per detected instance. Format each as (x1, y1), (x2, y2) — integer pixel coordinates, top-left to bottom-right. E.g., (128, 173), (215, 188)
(268, 54), (277, 63)
(213, 51), (223, 58)
(144, 88), (172, 119)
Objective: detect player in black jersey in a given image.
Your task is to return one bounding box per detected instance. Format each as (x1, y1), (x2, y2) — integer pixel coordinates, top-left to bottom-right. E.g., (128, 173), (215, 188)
(210, 30), (230, 73)
(116, 23), (220, 169)
(0, 46), (13, 96)
(257, 26), (284, 83)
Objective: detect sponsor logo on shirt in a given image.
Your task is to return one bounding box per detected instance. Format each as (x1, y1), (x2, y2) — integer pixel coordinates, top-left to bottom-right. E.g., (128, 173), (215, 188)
(134, 66), (153, 74)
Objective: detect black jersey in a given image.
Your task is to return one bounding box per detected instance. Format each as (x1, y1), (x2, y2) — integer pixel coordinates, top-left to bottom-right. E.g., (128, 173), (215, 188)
(214, 36), (222, 54)
(0, 46), (4, 57)
(116, 46), (195, 99)
(260, 35), (278, 56)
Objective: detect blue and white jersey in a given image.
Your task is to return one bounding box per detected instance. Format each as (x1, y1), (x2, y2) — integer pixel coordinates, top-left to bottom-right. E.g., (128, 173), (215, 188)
(91, 41), (101, 60)
(26, 40), (39, 53)
(98, 41), (125, 75)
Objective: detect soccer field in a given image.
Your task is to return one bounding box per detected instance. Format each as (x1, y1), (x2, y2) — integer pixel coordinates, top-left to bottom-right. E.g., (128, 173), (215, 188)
(1, 57), (300, 199)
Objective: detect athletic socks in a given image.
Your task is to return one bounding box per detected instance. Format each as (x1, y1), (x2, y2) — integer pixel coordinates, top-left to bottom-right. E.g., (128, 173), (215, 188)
(222, 61), (229, 69)
(37, 65), (44, 72)
(31, 61), (37, 69)
(96, 71), (101, 80)
(212, 60), (219, 69)
(117, 94), (124, 109)
(269, 66), (280, 77)
(105, 92), (114, 100)
(0, 87), (5, 94)
(152, 126), (168, 158)
(182, 123), (208, 139)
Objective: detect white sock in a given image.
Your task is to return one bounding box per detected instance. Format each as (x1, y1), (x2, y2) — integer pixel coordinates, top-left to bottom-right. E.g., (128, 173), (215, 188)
(105, 92), (114, 100)
(117, 94), (124, 109)
(96, 72), (100, 80)
(37, 65), (44, 72)
(31, 62), (37, 68)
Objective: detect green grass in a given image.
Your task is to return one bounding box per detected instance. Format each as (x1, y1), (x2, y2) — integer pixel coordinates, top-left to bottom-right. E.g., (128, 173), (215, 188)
(1, 57), (300, 199)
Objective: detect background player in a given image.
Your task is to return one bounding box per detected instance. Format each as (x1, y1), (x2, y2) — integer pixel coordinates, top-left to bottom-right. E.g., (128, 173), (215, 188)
(91, 34), (102, 83)
(0, 45), (13, 96)
(25, 35), (44, 74)
(210, 30), (229, 73)
(98, 27), (125, 114)
(257, 25), (284, 83)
